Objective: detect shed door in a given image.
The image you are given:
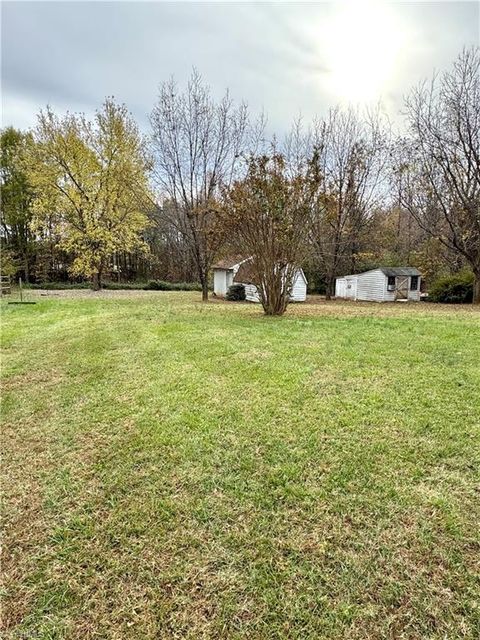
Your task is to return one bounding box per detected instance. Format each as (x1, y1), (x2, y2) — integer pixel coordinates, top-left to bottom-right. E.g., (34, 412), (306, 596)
(395, 276), (409, 300)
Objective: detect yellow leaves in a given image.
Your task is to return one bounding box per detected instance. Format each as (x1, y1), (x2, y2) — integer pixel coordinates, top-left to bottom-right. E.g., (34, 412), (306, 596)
(26, 100), (152, 279)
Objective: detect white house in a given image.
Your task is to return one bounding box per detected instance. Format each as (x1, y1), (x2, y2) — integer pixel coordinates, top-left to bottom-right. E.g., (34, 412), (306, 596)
(335, 267), (421, 302)
(212, 257), (308, 302)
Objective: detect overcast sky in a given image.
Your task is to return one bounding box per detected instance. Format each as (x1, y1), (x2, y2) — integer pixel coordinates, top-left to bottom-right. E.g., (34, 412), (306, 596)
(1, 1), (479, 136)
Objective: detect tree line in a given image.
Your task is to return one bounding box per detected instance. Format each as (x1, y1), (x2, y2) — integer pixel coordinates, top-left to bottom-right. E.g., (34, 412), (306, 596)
(1, 48), (479, 311)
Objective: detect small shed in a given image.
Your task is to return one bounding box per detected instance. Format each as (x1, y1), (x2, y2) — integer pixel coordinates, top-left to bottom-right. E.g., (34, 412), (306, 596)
(212, 257), (307, 302)
(335, 267), (421, 302)
(212, 257), (250, 296)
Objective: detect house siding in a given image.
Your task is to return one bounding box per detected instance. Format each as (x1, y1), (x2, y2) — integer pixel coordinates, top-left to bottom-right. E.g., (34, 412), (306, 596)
(407, 286), (421, 301)
(238, 269), (307, 304)
(244, 284), (260, 302)
(356, 269), (386, 301)
(213, 269), (228, 296)
(213, 259), (250, 297)
(336, 269), (421, 302)
(290, 271), (307, 302)
(335, 275), (358, 299)
(335, 278), (346, 298)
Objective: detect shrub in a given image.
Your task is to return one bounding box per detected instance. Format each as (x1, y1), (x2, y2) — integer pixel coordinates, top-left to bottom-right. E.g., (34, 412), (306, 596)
(226, 283), (246, 301)
(103, 282), (148, 290)
(26, 280), (203, 292)
(26, 282), (91, 290)
(429, 271), (474, 303)
(144, 281), (203, 291)
(144, 280), (170, 291)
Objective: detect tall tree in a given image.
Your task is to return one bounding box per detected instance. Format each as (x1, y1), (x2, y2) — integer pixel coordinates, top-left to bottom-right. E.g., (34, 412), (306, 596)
(224, 153), (319, 316)
(150, 70), (249, 301)
(310, 107), (389, 298)
(0, 127), (35, 281)
(27, 99), (152, 289)
(402, 47), (480, 304)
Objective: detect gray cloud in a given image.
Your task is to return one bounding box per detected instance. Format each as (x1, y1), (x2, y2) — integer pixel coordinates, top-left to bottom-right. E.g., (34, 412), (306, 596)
(2, 1), (479, 135)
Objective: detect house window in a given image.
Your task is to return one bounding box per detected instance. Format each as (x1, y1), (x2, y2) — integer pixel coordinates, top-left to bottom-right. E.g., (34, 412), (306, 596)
(387, 276), (395, 289)
(410, 276), (419, 291)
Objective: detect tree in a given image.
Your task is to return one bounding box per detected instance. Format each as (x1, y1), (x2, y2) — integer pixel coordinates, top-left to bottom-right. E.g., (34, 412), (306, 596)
(0, 127), (35, 281)
(402, 47), (480, 304)
(27, 99), (152, 289)
(224, 153), (319, 316)
(310, 107), (390, 298)
(146, 200), (199, 282)
(150, 70), (249, 301)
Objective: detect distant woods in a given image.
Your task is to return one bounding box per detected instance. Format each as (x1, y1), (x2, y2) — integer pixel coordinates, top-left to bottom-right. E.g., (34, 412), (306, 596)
(1, 48), (479, 304)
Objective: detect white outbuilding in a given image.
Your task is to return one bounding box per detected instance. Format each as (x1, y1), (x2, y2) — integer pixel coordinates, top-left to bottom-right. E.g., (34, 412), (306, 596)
(335, 267), (421, 302)
(212, 257), (308, 302)
(212, 257), (250, 297)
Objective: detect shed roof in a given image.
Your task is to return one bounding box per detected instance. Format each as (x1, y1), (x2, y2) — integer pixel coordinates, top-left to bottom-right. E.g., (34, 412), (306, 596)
(212, 256), (247, 270)
(379, 267), (421, 276)
(337, 267), (421, 280)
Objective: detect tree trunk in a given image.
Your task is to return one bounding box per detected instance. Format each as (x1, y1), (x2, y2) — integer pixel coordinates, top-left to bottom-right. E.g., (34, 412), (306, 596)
(23, 255), (30, 284)
(325, 275), (335, 300)
(261, 277), (288, 316)
(325, 240), (340, 300)
(262, 298), (287, 316)
(201, 277), (208, 302)
(473, 271), (480, 305)
(92, 271), (101, 291)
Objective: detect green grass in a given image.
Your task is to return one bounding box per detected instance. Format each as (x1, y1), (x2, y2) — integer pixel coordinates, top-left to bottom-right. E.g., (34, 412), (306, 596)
(2, 292), (479, 639)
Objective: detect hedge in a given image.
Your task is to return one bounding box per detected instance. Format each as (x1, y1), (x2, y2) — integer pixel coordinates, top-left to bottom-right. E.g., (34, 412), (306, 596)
(25, 281), (203, 292)
(428, 271), (474, 304)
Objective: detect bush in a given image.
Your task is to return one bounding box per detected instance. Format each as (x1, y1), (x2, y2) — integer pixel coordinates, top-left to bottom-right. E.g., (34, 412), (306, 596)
(144, 281), (202, 291)
(26, 280), (203, 292)
(429, 271), (474, 303)
(103, 282), (148, 290)
(26, 282), (91, 290)
(226, 283), (246, 301)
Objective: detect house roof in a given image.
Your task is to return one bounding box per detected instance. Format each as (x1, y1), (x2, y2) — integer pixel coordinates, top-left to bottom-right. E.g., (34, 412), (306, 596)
(379, 267), (421, 277)
(212, 256), (248, 270)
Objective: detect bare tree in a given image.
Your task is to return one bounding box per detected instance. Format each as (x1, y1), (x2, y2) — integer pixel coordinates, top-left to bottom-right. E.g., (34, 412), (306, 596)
(145, 201), (198, 281)
(150, 70), (249, 300)
(402, 47), (480, 304)
(224, 152), (319, 316)
(310, 106), (390, 298)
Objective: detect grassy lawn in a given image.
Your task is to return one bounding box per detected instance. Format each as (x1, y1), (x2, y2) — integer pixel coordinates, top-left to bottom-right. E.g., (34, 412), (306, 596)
(2, 292), (479, 639)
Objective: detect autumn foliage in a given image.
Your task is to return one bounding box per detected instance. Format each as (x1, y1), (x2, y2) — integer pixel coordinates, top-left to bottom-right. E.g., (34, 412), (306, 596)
(26, 99), (152, 289)
(224, 153), (319, 315)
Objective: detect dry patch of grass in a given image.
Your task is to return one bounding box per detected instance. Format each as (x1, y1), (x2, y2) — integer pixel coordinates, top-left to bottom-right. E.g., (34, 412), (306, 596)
(1, 292), (479, 638)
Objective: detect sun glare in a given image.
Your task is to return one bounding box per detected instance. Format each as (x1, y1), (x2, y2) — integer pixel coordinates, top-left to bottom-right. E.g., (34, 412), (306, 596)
(324, 1), (405, 103)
